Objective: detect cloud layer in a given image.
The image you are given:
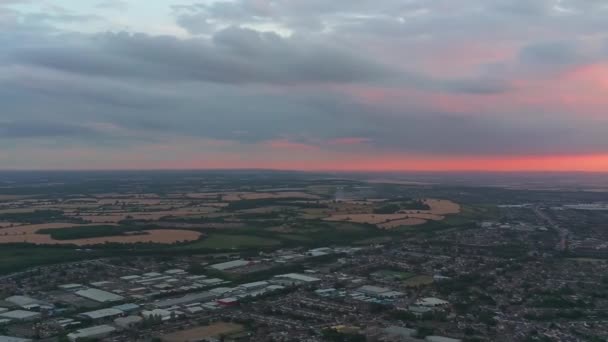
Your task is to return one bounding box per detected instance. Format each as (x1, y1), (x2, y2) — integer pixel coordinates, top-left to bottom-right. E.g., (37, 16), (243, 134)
(2, 0), (608, 170)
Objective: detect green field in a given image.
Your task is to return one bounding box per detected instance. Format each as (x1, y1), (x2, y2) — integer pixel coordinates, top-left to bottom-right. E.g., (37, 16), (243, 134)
(37, 225), (141, 240)
(177, 234), (281, 250)
(0, 247), (97, 274)
(404, 275), (435, 287)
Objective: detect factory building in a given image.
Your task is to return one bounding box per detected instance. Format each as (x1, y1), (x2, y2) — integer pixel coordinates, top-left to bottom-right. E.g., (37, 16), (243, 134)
(272, 273), (321, 286)
(80, 308), (124, 321)
(0, 310), (40, 322)
(209, 259), (252, 271)
(67, 325), (117, 341)
(75, 288), (124, 303)
(355, 285), (404, 299)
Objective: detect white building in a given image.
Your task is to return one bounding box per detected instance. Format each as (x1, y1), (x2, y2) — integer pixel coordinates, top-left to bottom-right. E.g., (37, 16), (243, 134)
(0, 310), (40, 321)
(80, 308), (124, 321)
(75, 288), (124, 303)
(4, 296), (40, 309)
(239, 281), (269, 291)
(273, 273), (321, 285)
(416, 297), (449, 307)
(67, 325), (117, 341)
(209, 259), (251, 271)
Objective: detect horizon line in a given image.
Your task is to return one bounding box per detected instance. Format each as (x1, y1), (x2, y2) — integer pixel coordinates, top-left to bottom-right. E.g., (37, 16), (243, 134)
(1, 168), (608, 174)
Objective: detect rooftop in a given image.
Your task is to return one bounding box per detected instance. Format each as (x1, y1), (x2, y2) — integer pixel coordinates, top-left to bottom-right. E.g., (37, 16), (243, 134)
(75, 288), (124, 303)
(274, 273), (321, 283)
(67, 325), (116, 340)
(0, 310), (40, 320)
(81, 308), (123, 320)
(209, 259), (251, 271)
(4, 296), (40, 308)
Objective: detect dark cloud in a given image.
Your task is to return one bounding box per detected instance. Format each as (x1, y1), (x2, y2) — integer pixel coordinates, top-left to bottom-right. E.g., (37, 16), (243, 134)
(11, 28), (392, 85)
(1, 0), (608, 165)
(8, 27), (511, 95)
(0, 121), (97, 139)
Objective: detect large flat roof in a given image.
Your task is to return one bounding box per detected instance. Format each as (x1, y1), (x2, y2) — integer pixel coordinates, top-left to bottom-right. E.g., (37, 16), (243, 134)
(357, 285), (391, 294)
(81, 308), (123, 320)
(4, 296), (40, 307)
(154, 291), (216, 308)
(75, 288), (124, 303)
(68, 325), (116, 340)
(274, 273), (321, 282)
(0, 310), (40, 320)
(209, 259), (251, 271)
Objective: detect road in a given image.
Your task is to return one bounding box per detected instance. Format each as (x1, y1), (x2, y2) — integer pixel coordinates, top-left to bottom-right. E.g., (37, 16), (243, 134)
(532, 205), (570, 251)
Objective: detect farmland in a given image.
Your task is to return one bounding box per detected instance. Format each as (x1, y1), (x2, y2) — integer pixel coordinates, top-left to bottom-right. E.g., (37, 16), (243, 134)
(0, 170), (485, 273)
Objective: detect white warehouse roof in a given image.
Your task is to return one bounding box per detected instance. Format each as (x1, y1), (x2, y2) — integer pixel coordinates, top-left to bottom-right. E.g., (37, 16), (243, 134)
(209, 259), (251, 271)
(81, 308), (124, 320)
(274, 273), (321, 283)
(0, 310), (40, 321)
(356, 285), (391, 295)
(416, 297), (449, 306)
(67, 325), (116, 341)
(4, 296), (40, 308)
(76, 288), (124, 303)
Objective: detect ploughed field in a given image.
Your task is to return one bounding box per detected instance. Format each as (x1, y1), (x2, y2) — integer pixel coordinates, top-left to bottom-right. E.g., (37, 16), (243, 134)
(322, 198), (461, 228)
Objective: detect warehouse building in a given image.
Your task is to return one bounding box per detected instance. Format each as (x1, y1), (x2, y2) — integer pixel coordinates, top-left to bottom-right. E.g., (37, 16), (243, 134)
(415, 297), (449, 307)
(67, 325), (116, 341)
(0, 310), (40, 322)
(80, 308), (124, 321)
(209, 259), (252, 271)
(273, 273), (321, 286)
(154, 291), (216, 309)
(239, 281), (269, 291)
(4, 296), (42, 309)
(75, 288), (124, 303)
(356, 285), (404, 299)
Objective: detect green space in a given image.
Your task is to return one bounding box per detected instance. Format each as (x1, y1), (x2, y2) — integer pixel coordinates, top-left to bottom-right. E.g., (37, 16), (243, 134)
(0, 246), (99, 274)
(37, 225), (143, 240)
(373, 199), (430, 214)
(177, 234), (281, 250)
(0, 210), (79, 224)
(278, 234), (313, 242)
(404, 275), (435, 287)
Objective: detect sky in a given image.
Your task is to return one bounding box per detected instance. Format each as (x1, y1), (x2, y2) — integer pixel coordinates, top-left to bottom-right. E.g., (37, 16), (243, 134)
(2, 0), (608, 171)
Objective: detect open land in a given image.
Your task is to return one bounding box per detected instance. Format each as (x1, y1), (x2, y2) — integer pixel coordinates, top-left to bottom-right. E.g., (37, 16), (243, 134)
(162, 322), (244, 342)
